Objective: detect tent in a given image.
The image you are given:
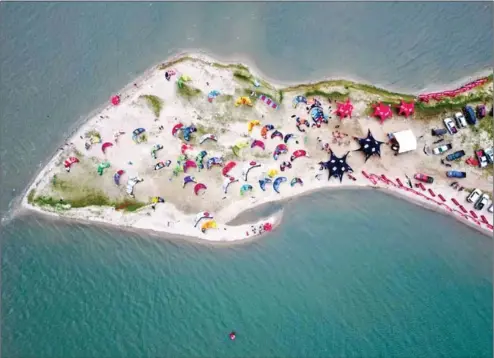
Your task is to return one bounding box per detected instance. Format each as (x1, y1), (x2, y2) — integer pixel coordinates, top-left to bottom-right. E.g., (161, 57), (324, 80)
(389, 129), (417, 154)
(319, 152), (353, 182)
(354, 129), (384, 162)
(397, 100), (415, 117)
(335, 99), (353, 119)
(372, 102), (393, 123)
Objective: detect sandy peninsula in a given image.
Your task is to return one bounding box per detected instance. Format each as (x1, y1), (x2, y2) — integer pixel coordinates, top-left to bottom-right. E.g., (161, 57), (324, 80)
(22, 53), (494, 241)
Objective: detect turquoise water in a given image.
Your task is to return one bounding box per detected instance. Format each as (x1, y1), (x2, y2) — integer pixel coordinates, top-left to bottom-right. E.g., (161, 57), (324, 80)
(1, 3), (492, 357)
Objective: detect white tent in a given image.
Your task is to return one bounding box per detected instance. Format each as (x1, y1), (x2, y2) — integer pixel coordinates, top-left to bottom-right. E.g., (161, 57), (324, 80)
(392, 129), (417, 154)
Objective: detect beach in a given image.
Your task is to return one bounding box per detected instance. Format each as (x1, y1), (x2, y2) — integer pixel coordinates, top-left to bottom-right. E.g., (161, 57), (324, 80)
(21, 54), (494, 241)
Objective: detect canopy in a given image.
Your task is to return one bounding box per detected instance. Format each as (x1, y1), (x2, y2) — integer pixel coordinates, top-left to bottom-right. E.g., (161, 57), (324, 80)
(391, 129), (417, 154)
(397, 100), (415, 117)
(354, 129), (384, 162)
(372, 102), (393, 123)
(319, 152), (353, 182)
(335, 99), (353, 119)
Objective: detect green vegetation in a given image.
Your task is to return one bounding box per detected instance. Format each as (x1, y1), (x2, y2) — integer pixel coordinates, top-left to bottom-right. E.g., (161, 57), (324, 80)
(27, 189), (35, 204)
(177, 83), (202, 98)
(477, 117), (494, 141)
(283, 79), (415, 102)
(233, 70), (253, 83)
(32, 186), (146, 212)
(278, 90), (284, 104)
(85, 130), (101, 139)
(414, 92), (492, 118)
(304, 89), (349, 101)
(140, 94), (164, 117)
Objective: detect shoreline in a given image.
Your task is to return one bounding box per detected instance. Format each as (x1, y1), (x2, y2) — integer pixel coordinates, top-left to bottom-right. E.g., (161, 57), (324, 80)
(15, 52), (494, 242)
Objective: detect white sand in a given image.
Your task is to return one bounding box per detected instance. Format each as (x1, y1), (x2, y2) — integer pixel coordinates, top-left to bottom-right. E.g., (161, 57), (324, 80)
(21, 53), (494, 241)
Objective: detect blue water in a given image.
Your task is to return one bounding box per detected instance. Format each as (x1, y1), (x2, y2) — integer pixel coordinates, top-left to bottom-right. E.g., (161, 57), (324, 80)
(1, 3), (492, 357)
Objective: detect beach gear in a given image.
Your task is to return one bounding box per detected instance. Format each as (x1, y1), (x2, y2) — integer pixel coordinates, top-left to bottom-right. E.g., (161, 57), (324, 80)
(101, 142), (113, 154)
(242, 161), (261, 181)
(258, 95), (278, 109)
(222, 176), (238, 194)
(273, 176), (287, 194)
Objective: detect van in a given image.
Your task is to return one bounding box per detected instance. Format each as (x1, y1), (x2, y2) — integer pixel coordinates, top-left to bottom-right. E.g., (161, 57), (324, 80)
(463, 106), (477, 125)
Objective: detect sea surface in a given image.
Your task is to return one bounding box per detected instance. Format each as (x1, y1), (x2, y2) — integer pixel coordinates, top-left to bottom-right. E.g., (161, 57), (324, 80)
(1, 3), (492, 357)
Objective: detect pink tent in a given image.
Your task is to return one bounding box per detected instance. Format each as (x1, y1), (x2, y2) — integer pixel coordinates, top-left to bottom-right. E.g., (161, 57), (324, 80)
(335, 99), (353, 119)
(111, 95), (121, 106)
(397, 100), (415, 117)
(372, 102), (393, 123)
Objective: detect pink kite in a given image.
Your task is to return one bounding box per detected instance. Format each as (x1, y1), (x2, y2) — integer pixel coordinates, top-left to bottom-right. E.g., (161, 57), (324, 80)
(181, 143), (193, 155)
(372, 102), (393, 123)
(335, 99), (353, 119)
(183, 160), (197, 173)
(397, 100), (415, 117)
(64, 156), (79, 168)
(102, 142), (113, 153)
(172, 123), (184, 137)
(111, 95), (120, 106)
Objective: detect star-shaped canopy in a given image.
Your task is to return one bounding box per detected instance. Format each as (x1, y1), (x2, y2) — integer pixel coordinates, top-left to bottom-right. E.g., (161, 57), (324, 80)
(397, 100), (415, 117)
(353, 129), (384, 162)
(318, 151), (353, 182)
(335, 99), (354, 119)
(372, 102), (393, 123)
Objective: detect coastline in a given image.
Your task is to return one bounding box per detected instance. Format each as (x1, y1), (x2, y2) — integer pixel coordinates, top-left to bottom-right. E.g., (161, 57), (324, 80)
(17, 52), (494, 242)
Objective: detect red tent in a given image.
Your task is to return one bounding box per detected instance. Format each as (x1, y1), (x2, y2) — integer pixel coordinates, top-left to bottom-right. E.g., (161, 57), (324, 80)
(372, 102), (393, 123)
(397, 100), (415, 117)
(335, 99), (353, 119)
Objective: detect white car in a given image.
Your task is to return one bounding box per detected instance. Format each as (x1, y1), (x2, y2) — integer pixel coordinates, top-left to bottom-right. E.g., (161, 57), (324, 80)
(443, 117), (458, 134)
(484, 147), (494, 164)
(488, 204), (493, 213)
(454, 112), (468, 128)
(432, 143), (452, 155)
(467, 188), (482, 203)
(474, 194), (490, 211)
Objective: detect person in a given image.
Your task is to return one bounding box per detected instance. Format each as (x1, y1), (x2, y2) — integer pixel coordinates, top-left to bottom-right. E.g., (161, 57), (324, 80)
(151, 204), (156, 211)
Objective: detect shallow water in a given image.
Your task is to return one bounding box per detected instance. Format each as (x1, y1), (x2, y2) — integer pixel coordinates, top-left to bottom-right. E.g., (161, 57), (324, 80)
(1, 3), (492, 357)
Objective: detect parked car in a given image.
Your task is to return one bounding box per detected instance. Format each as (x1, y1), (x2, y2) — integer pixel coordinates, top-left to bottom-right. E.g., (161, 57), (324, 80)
(414, 173), (434, 183)
(453, 112), (467, 128)
(467, 188), (482, 203)
(476, 104), (486, 119)
(463, 106), (477, 125)
(443, 117), (458, 134)
(474, 194), (490, 210)
(432, 143), (453, 155)
(431, 128), (448, 136)
(446, 171), (466, 178)
(446, 150), (466, 161)
(483, 147), (494, 164)
(488, 204), (493, 213)
(475, 149), (489, 168)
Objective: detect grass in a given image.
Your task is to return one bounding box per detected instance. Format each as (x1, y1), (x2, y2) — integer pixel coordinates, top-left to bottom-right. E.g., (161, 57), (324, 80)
(282, 79), (415, 102)
(233, 70), (253, 83)
(140, 94), (164, 117)
(32, 188), (146, 212)
(414, 92), (492, 118)
(177, 83), (202, 98)
(27, 189), (35, 204)
(304, 89), (349, 101)
(477, 116), (494, 141)
(85, 130), (101, 138)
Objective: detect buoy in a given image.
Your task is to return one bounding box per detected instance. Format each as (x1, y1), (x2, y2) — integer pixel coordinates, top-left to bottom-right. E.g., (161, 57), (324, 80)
(229, 331), (236, 341)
